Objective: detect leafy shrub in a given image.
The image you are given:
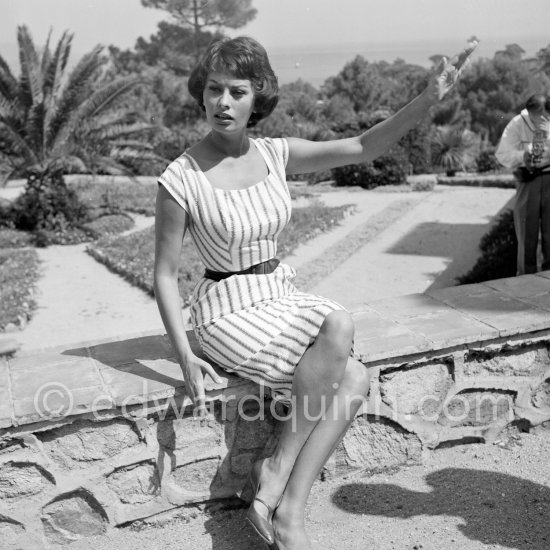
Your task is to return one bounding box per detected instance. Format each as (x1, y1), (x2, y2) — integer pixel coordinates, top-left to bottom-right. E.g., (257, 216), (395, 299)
(6, 171), (88, 232)
(329, 113), (412, 188)
(0, 248), (39, 331)
(476, 148), (501, 173)
(32, 226), (91, 247)
(430, 125), (480, 176)
(457, 209), (517, 284)
(409, 176), (437, 192)
(332, 153), (407, 189)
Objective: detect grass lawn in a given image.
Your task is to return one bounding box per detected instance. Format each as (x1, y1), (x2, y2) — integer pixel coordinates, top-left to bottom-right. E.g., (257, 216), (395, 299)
(86, 200), (351, 305)
(0, 248), (40, 331)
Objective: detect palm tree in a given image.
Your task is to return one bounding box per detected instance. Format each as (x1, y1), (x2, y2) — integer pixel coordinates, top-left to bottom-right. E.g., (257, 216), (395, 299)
(430, 125), (480, 176)
(0, 26), (160, 231)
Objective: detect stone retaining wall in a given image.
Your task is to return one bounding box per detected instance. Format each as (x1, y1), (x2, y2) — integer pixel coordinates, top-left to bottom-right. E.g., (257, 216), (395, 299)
(1, 273), (550, 547)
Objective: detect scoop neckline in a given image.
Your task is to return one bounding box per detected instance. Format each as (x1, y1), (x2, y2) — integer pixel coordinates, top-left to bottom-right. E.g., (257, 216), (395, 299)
(183, 139), (272, 193)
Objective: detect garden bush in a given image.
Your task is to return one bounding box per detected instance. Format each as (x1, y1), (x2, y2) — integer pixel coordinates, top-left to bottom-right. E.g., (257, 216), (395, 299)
(5, 171), (87, 233)
(332, 153), (408, 189)
(457, 209), (517, 284)
(476, 148), (501, 173)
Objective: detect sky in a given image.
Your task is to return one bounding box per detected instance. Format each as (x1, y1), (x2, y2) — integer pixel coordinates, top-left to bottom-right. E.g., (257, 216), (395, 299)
(1, 0), (549, 66)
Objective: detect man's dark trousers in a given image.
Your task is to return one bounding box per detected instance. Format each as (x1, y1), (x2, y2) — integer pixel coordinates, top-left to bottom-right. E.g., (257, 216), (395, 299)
(514, 172), (550, 274)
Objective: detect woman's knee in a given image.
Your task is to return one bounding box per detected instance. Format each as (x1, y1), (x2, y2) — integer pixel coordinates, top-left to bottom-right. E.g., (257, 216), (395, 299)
(342, 357), (371, 395)
(318, 311), (354, 359)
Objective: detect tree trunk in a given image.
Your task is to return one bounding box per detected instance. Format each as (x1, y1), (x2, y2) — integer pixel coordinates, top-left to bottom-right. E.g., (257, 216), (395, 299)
(193, 0), (201, 63)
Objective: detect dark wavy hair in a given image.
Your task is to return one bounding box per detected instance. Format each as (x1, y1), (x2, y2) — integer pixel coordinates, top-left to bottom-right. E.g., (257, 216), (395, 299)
(525, 93), (550, 113)
(188, 36), (279, 127)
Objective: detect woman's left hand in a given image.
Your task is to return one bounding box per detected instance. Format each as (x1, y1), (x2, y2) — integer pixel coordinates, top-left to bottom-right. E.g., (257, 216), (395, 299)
(426, 39), (479, 101)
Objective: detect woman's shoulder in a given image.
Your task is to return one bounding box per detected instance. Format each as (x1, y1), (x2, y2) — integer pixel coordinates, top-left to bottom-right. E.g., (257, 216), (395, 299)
(160, 152), (197, 177)
(253, 136), (289, 166)
(158, 152), (201, 192)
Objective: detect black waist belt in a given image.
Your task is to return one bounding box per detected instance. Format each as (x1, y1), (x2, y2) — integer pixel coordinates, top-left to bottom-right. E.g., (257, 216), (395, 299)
(204, 258), (280, 281)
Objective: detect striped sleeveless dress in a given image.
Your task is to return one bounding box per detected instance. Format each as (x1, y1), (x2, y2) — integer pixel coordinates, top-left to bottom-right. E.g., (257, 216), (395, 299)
(158, 137), (347, 396)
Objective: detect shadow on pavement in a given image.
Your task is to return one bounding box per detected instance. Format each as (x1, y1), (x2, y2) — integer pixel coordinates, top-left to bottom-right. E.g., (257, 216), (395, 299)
(202, 502), (266, 550)
(332, 468), (550, 549)
(384, 220), (494, 290)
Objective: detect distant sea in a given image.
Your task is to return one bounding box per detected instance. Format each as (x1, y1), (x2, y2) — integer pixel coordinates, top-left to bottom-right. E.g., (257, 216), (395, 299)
(0, 35), (547, 88)
(268, 36), (549, 87)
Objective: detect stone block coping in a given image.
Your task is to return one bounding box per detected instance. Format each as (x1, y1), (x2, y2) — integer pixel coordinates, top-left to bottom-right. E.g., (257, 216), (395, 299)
(2, 272), (550, 430)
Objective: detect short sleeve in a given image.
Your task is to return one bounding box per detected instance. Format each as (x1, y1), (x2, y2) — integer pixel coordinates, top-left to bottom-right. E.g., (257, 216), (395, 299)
(254, 137), (289, 182)
(157, 156), (191, 214)
(269, 137), (289, 168)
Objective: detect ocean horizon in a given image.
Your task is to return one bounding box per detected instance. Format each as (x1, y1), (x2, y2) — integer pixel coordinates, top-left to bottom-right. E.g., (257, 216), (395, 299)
(268, 36), (549, 87)
(0, 35), (547, 89)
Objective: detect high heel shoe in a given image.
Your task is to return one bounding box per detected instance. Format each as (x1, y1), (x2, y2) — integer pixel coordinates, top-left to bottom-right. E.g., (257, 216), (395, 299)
(241, 459), (276, 545)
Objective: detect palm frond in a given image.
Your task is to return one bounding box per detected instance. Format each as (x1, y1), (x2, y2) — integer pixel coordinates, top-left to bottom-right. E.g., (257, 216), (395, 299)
(0, 164), (19, 187)
(43, 31), (74, 144)
(0, 94), (24, 126)
(25, 101), (46, 155)
(0, 54), (19, 101)
(50, 76), (143, 150)
(45, 44), (104, 147)
(110, 147), (164, 163)
(82, 110), (137, 131)
(46, 153), (88, 174)
(88, 121), (154, 141)
(43, 30), (73, 95)
(17, 25), (44, 108)
(0, 117), (37, 163)
(110, 138), (155, 150)
(79, 152), (135, 176)
(40, 29), (52, 78)
(75, 76), (143, 120)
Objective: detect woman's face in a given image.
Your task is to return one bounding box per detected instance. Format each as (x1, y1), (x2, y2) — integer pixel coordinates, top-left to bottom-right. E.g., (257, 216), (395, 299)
(203, 72), (255, 134)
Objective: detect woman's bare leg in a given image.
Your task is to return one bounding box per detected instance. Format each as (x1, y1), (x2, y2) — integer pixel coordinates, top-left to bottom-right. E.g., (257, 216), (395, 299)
(250, 311), (371, 548)
(272, 356), (370, 549)
(251, 311), (353, 505)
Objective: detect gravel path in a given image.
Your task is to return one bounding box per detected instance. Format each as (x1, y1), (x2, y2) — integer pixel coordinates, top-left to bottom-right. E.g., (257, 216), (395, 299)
(66, 429), (550, 550)
(14, 214), (168, 354)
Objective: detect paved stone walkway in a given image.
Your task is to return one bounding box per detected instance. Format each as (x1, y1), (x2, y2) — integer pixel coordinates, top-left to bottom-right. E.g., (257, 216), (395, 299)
(311, 186), (515, 309)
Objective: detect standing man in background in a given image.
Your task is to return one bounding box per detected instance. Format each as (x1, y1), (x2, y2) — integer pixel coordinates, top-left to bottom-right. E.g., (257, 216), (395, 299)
(496, 94), (550, 275)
